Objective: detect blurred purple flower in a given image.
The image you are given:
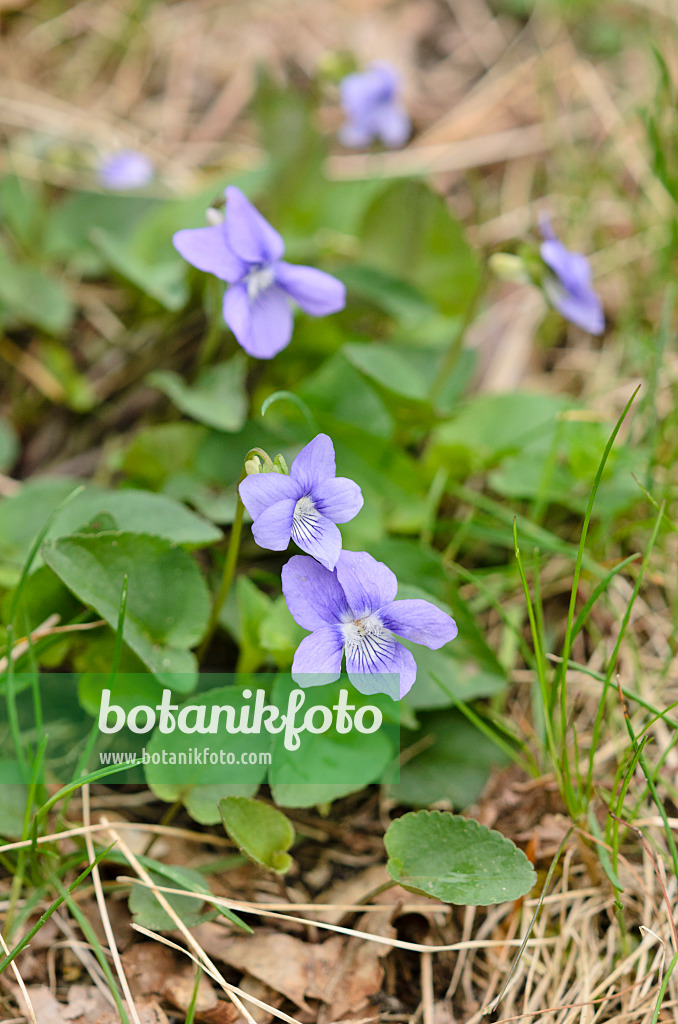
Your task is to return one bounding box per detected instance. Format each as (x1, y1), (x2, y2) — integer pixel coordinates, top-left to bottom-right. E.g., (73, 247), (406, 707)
(539, 216), (604, 335)
(172, 187), (346, 359)
(282, 550), (458, 699)
(99, 150), (154, 190)
(239, 434), (363, 570)
(339, 63), (410, 149)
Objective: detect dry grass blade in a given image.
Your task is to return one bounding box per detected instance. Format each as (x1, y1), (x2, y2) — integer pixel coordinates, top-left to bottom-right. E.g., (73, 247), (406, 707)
(102, 817), (271, 1024)
(326, 116), (591, 179)
(50, 911), (118, 1008)
(0, 931), (37, 1024)
(81, 785), (142, 1024)
(420, 949), (434, 1024)
(0, 334), (67, 402)
(609, 812), (678, 954)
(130, 924), (304, 1024)
(0, 819), (235, 856)
(115, 877), (555, 955)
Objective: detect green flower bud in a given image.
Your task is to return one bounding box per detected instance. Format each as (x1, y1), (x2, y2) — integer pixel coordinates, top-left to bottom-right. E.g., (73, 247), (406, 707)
(488, 252), (530, 284)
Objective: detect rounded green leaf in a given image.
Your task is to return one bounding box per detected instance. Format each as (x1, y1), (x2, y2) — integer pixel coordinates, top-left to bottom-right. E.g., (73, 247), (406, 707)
(0, 480), (221, 570)
(42, 531), (210, 687)
(148, 355), (247, 433)
(129, 865), (214, 931)
(360, 180), (480, 317)
(385, 810), (537, 906)
(145, 687), (270, 821)
(220, 796), (294, 874)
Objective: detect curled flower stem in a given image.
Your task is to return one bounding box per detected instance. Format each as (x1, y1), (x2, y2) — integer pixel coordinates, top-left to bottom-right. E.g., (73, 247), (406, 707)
(197, 449), (276, 663)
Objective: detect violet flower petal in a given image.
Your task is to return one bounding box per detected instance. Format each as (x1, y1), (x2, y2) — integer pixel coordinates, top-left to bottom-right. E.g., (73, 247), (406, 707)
(340, 64), (398, 118)
(538, 218), (604, 335)
(543, 280), (605, 335)
(540, 240), (593, 293)
(223, 186), (285, 265)
(250, 498), (296, 551)
(290, 434), (337, 491)
(239, 473), (301, 521)
(312, 477), (364, 524)
(274, 262), (347, 316)
(222, 282), (250, 348)
(224, 283), (294, 359)
(347, 636), (417, 700)
(290, 512), (342, 571)
(282, 555), (351, 631)
(173, 225), (246, 282)
(335, 550), (398, 618)
(337, 120), (374, 148)
(248, 285), (293, 358)
(99, 150), (154, 190)
(379, 599), (458, 649)
(372, 102), (411, 148)
(339, 64), (409, 150)
(291, 625), (344, 688)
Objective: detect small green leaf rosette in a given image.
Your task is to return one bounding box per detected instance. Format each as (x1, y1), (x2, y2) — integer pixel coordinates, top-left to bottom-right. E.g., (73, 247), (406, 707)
(384, 809), (537, 906)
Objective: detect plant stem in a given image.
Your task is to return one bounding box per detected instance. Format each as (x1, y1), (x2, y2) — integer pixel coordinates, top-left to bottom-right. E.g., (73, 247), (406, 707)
(195, 278), (226, 372)
(651, 951), (678, 1024)
(198, 476), (246, 663)
(429, 266), (486, 408)
(142, 799), (182, 857)
(198, 448), (279, 663)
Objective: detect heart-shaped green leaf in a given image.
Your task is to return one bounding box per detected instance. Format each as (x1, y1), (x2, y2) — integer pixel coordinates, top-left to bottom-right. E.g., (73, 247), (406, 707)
(385, 810), (536, 906)
(42, 531), (210, 688)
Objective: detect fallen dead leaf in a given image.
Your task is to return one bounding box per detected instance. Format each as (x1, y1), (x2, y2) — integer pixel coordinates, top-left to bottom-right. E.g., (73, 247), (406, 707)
(198, 999), (246, 1024)
(162, 966), (219, 1014)
(315, 935), (385, 1022)
(61, 984), (113, 1021)
(237, 973), (284, 1024)
(123, 942), (176, 997)
(135, 1000), (171, 1024)
(311, 864), (390, 924)
(216, 931), (314, 1011)
(20, 985), (64, 1024)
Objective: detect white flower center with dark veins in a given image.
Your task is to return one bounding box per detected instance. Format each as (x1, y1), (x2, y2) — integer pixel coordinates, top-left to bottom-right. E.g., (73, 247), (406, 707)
(292, 495), (321, 543)
(246, 265), (274, 302)
(342, 613), (392, 670)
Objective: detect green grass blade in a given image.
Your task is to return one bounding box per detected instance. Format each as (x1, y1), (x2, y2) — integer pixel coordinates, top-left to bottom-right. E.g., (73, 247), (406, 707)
(0, 845), (112, 974)
(557, 385), (640, 801)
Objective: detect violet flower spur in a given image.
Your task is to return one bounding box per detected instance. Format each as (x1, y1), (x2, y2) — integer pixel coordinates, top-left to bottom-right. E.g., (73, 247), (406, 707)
(172, 186), (346, 359)
(238, 434), (363, 571)
(539, 216), (604, 335)
(339, 63), (411, 149)
(282, 550), (458, 700)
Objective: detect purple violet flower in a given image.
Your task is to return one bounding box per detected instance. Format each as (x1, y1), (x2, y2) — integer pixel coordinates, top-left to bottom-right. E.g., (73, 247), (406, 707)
(539, 216), (604, 335)
(339, 63), (411, 149)
(172, 187), (346, 359)
(282, 550), (458, 700)
(238, 434), (363, 571)
(99, 150), (154, 190)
